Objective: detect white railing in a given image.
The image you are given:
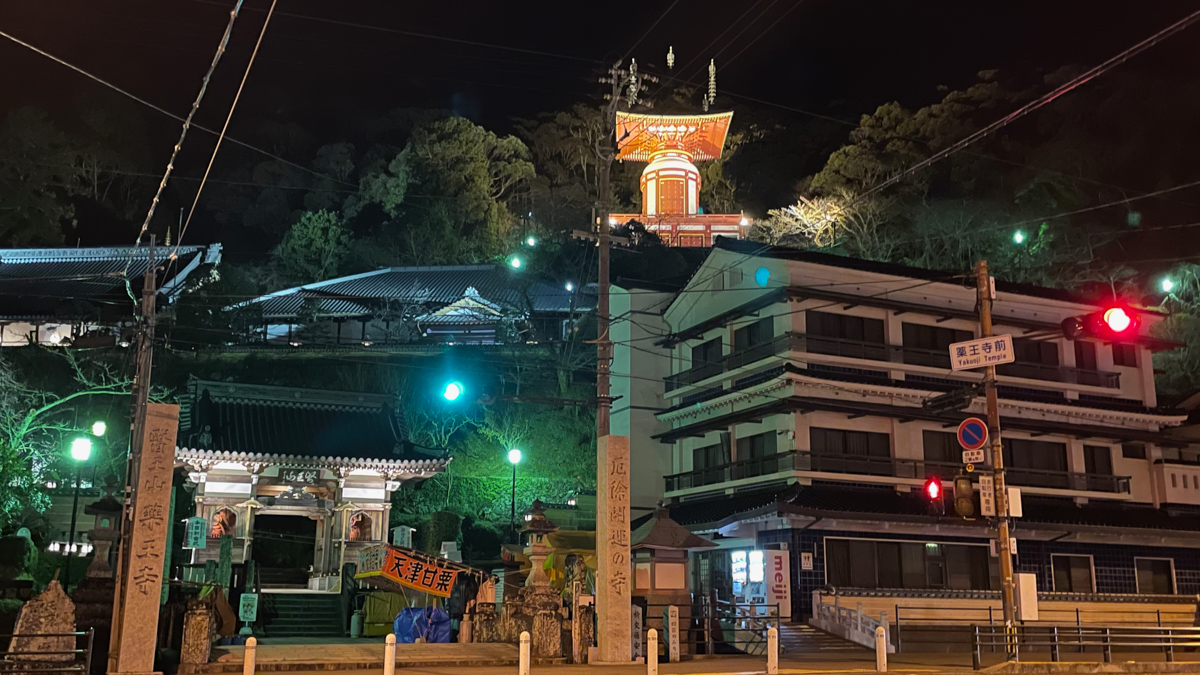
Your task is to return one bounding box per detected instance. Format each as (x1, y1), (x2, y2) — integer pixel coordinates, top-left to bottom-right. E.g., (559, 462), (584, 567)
(809, 590), (896, 653)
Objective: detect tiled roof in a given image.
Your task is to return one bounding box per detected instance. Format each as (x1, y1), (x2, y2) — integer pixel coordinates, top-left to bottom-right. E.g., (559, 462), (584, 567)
(0, 245), (221, 320)
(178, 378), (425, 461)
(631, 508), (717, 550)
(668, 482), (1200, 535)
(238, 265), (592, 319)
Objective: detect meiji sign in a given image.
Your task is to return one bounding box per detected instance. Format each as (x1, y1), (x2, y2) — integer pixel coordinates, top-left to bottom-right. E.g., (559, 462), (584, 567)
(950, 334), (1015, 371)
(765, 550), (791, 620)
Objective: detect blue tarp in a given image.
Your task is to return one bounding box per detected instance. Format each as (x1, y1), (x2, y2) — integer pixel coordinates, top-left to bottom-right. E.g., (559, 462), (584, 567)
(392, 606), (451, 643)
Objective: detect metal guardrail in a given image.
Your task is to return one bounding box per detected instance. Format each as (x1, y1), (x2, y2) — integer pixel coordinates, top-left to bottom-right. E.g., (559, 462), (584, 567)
(0, 630), (94, 673)
(971, 624), (1200, 670)
(637, 599), (778, 655)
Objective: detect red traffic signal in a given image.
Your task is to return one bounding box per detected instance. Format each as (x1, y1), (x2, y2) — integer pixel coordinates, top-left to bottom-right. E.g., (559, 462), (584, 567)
(924, 477), (942, 500)
(1061, 305), (1140, 341)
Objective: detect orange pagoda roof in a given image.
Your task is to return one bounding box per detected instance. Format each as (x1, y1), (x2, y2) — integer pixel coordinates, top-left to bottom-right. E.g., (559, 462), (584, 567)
(615, 111), (734, 162)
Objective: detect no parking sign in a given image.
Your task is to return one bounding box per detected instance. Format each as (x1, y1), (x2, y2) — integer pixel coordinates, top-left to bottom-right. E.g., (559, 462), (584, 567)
(958, 417), (988, 464)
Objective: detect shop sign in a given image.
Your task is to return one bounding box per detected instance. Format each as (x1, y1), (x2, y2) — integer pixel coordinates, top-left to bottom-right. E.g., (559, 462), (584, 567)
(377, 547), (459, 597)
(239, 593), (258, 622)
(766, 549), (792, 620)
(184, 516), (207, 549)
(280, 467), (320, 484)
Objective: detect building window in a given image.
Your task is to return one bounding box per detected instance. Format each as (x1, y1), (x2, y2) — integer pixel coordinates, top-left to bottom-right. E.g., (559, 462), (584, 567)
(1135, 558), (1175, 594)
(733, 317), (773, 351)
(691, 337), (723, 371)
(1083, 446), (1113, 475)
(922, 431), (960, 466)
(901, 324), (972, 367)
(1013, 338), (1059, 366)
(210, 508), (237, 538)
(1074, 341), (1098, 371)
(737, 431), (777, 461)
(1003, 438), (1068, 488)
(1121, 443), (1147, 460)
(1051, 554), (1095, 593)
(1113, 343), (1138, 367)
(807, 311), (885, 343)
(810, 428), (890, 475)
(825, 538), (993, 591)
(693, 441), (728, 471)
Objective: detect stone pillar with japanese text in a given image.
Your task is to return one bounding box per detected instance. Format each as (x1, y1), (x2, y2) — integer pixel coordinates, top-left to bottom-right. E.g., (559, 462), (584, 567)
(110, 403), (179, 675)
(595, 435), (632, 663)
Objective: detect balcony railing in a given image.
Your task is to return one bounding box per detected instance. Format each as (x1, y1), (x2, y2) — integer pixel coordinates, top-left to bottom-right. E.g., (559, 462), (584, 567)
(664, 451), (796, 492)
(664, 450), (1131, 494)
(663, 332), (1121, 391)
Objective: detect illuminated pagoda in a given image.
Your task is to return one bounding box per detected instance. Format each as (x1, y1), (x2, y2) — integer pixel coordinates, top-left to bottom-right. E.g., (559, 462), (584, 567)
(609, 57), (750, 247)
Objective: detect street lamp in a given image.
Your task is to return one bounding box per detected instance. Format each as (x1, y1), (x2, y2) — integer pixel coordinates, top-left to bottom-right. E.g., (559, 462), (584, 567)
(509, 256), (523, 270)
(525, 235), (538, 247)
(91, 420), (107, 437)
(1161, 277), (1176, 294)
(1012, 230), (1026, 245)
(508, 448), (522, 542)
(441, 381), (465, 402)
(64, 435), (94, 589)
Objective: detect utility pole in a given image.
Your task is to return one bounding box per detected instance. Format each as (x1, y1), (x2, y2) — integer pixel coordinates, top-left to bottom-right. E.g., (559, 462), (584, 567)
(109, 236), (158, 671)
(595, 63), (623, 439)
(975, 260), (1016, 657)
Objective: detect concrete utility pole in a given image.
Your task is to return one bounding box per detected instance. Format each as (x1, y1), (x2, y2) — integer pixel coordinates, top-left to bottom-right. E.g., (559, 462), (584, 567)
(595, 65), (621, 439)
(974, 260), (1016, 656)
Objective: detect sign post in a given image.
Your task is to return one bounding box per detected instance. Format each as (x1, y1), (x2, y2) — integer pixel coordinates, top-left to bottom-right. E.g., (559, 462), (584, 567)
(949, 334), (1014, 371)
(184, 517), (207, 550)
(957, 418), (989, 465)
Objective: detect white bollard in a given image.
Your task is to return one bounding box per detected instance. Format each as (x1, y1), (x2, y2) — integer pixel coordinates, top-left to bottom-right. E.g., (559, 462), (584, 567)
(875, 626), (887, 673)
(767, 626), (778, 675)
(647, 628), (658, 675)
(242, 637), (257, 675)
(519, 630), (531, 675)
(384, 633), (396, 675)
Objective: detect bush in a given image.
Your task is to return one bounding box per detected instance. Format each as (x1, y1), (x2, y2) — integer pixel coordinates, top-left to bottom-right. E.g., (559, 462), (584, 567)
(420, 511), (461, 555)
(0, 536), (37, 580)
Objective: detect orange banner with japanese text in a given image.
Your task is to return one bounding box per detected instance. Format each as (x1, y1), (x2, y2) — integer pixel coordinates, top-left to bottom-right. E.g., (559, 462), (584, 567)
(359, 545), (459, 597)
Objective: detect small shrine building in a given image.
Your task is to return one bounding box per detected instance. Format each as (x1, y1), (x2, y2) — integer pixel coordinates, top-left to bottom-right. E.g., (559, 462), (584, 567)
(175, 378), (447, 589)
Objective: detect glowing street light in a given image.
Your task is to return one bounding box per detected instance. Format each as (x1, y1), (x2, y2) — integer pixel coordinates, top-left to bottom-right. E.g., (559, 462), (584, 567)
(525, 235), (538, 247)
(508, 448), (522, 542)
(565, 281), (575, 292)
(510, 256), (523, 270)
(1012, 230), (1026, 245)
(1161, 278), (1176, 294)
(441, 381), (465, 402)
(70, 437), (93, 462)
(91, 420), (107, 437)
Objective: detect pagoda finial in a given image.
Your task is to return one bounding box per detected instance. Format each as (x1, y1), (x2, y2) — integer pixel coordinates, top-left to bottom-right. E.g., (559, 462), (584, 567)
(705, 59), (717, 112)
(667, 46), (675, 69)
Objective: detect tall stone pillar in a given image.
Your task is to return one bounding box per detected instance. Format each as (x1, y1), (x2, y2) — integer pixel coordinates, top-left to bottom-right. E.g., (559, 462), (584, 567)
(595, 435), (632, 663)
(109, 403), (179, 675)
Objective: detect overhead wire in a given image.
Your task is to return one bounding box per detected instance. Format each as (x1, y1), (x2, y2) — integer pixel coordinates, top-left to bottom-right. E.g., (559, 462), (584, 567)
(719, 0), (806, 69)
(126, 0), (246, 271)
(620, 0), (680, 62)
(174, 0), (279, 260)
(854, 7), (1200, 204)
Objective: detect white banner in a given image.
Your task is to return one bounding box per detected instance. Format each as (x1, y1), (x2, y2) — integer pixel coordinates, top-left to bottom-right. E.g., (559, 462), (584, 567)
(765, 549), (792, 620)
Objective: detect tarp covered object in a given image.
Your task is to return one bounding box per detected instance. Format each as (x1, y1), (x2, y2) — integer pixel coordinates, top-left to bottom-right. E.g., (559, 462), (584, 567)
(392, 606), (451, 643)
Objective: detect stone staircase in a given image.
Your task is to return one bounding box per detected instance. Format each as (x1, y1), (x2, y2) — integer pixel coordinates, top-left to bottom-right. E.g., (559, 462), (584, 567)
(777, 622), (868, 655)
(259, 592), (344, 638)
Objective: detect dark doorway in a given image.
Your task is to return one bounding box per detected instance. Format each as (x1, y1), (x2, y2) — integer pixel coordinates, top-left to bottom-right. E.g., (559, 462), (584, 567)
(252, 515), (316, 587)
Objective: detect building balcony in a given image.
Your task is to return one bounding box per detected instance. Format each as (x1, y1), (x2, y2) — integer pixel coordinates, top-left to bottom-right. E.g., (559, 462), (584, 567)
(664, 332), (1121, 394)
(664, 450), (1131, 496)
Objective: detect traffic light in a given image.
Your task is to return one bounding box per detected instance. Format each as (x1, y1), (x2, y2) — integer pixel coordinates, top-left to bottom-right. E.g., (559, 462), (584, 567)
(924, 477), (944, 516)
(1061, 305), (1140, 341)
(953, 475), (975, 518)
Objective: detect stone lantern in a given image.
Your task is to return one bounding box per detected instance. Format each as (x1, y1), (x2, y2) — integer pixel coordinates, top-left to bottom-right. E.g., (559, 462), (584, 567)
(82, 475), (123, 579)
(519, 500), (559, 588)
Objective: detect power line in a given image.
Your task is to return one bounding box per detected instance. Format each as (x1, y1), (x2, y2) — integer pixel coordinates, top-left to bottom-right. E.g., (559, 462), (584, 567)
(620, 1), (680, 62)
(181, 0), (603, 64)
(720, 0), (806, 69)
(0, 28), (355, 188)
(128, 0), (246, 267)
(175, 0), (278, 260)
(856, 7), (1200, 203)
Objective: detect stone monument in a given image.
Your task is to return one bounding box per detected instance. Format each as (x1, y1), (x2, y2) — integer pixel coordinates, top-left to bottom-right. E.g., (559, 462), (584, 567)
(595, 435), (631, 663)
(71, 477), (123, 674)
(108, 402), (179, 675)
(494, 501), (568, 658)
(8, 579), (77, 663)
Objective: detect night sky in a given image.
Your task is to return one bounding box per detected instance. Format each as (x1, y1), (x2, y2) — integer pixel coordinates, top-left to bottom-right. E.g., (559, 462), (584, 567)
(3, 0), (1200, 263)
(4, 1), (1198, 131)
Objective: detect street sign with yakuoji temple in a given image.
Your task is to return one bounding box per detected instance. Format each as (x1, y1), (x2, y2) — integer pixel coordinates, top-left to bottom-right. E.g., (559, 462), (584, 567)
(949, 334), (1015, 371)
